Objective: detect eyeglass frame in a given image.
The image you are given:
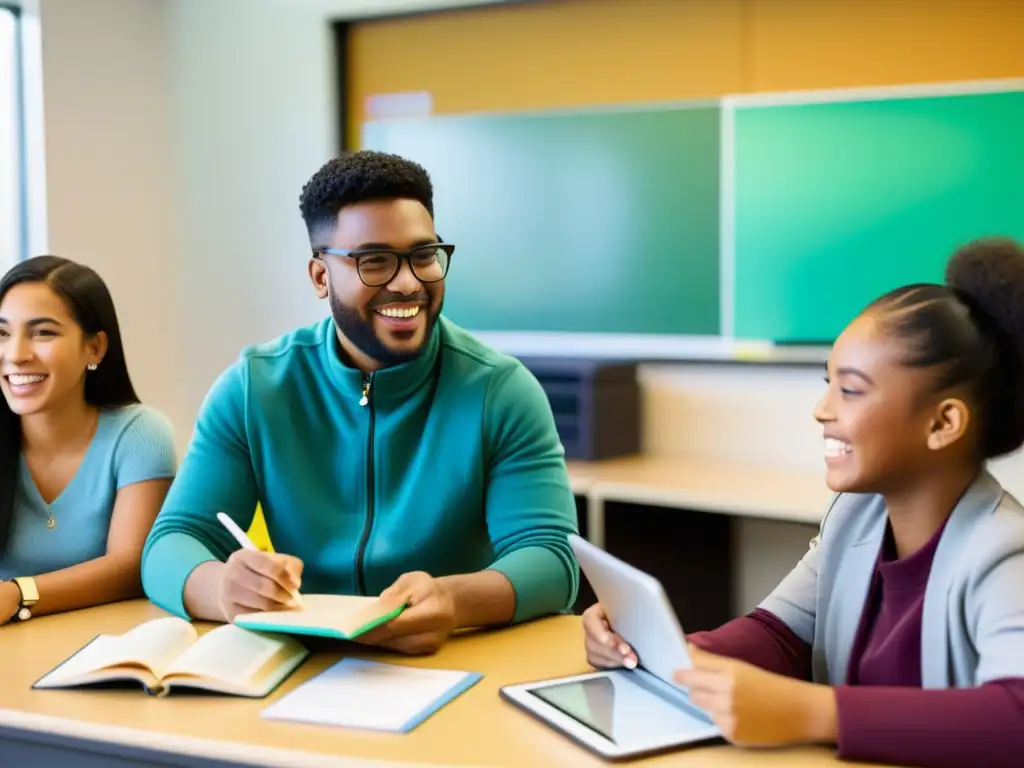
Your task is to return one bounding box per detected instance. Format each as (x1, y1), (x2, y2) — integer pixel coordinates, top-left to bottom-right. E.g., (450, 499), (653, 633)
(312, 238), (455, 288)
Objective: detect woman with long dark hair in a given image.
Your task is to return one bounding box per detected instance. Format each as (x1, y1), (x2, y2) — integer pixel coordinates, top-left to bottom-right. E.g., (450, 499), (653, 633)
(0, 256), (176, 624)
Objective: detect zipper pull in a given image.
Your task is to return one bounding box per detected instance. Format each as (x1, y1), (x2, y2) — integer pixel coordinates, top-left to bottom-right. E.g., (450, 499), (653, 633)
(359, 374), (372, 407)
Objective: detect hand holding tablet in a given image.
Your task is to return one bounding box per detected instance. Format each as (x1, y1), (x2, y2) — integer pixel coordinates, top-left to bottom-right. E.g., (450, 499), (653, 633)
(500, 535), (719, 761)
(582, 603), (638, 670)
(569, 534), (693, 685)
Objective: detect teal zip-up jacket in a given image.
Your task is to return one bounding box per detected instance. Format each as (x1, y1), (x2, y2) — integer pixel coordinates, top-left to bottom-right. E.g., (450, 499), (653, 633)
(141, 316), (579, 623)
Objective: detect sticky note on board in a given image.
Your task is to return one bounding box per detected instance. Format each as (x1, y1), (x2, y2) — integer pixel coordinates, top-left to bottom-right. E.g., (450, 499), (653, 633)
(732, 341), (774, 361)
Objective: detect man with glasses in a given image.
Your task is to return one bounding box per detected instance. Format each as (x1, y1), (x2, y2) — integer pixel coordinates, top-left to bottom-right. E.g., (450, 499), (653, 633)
(141, 151), (579, 654)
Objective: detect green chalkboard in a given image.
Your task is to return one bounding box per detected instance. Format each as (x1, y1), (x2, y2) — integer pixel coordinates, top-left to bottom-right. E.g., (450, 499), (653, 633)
(363, 105), (721, 335)
(733, 89), (1024, 343)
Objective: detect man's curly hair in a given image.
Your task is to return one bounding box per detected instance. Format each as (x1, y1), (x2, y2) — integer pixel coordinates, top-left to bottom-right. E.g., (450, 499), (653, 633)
(298, 150), (434, 245)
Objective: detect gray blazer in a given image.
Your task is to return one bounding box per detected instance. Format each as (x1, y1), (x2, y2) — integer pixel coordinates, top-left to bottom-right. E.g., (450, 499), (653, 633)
(760, 470), (1024, 688)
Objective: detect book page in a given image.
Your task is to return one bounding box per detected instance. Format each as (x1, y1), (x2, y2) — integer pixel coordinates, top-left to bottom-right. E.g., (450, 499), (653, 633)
(235, 594), (395, 636)
(115, 617), (199, 675)
(36, 635), (125, 685)
(261, 658), (477, 731)
(163, 624), (302, 685)
(35, 617), (196, 686)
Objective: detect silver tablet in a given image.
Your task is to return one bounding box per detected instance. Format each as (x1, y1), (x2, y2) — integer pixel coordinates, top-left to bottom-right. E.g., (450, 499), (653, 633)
(568, 533), (693, 685)
(501, 668), (721, 760)
(499, 535), (722, 760)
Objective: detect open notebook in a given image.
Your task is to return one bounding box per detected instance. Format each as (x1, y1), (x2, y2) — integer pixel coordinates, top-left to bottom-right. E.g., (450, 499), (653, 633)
(33, 617), (309, 698)
(233, 594), (405, 641)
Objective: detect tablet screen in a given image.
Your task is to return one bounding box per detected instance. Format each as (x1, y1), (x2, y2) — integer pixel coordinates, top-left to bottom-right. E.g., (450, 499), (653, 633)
(528, 671), (717, 749)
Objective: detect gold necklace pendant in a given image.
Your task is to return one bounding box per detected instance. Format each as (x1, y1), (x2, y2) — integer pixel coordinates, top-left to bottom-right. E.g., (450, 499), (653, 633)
(46, 516), (56, 530)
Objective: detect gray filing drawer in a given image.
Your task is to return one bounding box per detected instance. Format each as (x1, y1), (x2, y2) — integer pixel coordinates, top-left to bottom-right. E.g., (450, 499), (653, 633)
(515, 357), (641, 460)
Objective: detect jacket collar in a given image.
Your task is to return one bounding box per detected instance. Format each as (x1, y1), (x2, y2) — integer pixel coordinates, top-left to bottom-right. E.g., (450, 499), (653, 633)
(320, 316), (441, 408)
(828, 469), (1004, 686)
(921, 468), (1003, 687)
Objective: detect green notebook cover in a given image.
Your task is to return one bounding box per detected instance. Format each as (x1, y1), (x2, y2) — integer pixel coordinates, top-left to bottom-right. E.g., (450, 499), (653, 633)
(233, 595), (406, 641)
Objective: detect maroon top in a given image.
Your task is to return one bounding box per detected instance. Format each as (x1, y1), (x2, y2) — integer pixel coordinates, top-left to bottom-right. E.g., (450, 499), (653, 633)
(846, 517), (940, 687)
(688, 522), (1024, 766)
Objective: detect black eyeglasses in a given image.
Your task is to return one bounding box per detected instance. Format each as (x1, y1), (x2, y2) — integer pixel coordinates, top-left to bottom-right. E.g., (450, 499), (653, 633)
(314, 240), (455, 288)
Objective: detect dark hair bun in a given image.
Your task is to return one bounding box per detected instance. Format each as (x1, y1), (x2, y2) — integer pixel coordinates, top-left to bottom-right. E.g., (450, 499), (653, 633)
(946, 236), (1024, 456)
(946, 237), (1024, 346)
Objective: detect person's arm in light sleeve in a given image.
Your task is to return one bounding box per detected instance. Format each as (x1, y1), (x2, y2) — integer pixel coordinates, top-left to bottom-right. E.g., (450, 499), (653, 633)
(755, 506), (830, 647)
(140, 361), (260, 621)
(437, 362), (580, 628)
(687, 503), (835, 678)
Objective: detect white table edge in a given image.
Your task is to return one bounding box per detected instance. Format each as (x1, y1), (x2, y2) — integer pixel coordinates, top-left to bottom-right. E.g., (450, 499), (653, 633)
(0, 707), (455, 768)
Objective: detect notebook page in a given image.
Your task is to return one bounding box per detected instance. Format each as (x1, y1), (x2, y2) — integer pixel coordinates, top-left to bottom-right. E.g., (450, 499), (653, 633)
(261, 658), (475, 731)
(163, 625), (293, 683)
(235, 594), (384, 633)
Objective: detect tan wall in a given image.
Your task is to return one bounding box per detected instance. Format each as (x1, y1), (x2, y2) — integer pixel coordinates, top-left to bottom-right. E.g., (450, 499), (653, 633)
(348, 0), (1024, 144)
(40, 0), (187, 444)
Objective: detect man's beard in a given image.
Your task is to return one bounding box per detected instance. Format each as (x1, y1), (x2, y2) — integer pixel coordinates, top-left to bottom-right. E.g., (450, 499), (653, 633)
(328, 289), (440, 368)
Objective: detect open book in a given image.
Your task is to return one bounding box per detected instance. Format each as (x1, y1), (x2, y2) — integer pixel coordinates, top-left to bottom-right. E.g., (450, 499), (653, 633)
(33, 617), (309, 697)
(233, 594), (405, 641)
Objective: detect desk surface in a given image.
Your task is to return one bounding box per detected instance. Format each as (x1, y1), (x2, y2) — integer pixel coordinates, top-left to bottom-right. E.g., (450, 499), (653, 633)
(0, 601), (873, 768)
(567, 455), (831, 525)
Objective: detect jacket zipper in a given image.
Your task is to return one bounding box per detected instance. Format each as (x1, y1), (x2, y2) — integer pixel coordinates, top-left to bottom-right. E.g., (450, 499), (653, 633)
(355, 372), (375, 595)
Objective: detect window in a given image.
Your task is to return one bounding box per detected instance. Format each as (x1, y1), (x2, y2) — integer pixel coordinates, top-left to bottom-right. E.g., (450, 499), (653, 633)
(0, 4), (23, 272)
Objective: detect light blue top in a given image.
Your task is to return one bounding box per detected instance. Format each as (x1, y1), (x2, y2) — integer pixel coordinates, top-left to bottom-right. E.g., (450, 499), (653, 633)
(0, 404), (177, 580)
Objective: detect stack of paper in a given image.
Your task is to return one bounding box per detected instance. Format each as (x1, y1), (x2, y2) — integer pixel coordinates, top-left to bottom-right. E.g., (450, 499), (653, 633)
(261, 658), (481, 732)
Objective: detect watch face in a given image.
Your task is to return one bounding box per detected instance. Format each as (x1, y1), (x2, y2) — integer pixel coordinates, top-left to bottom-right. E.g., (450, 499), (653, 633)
(14, 578), (39, 603)
(17, 607), (30, 621)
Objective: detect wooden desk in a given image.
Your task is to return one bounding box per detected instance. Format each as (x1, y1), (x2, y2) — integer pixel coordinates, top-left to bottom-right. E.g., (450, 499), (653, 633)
(567, 455), (831, 548)
(0, 601), (864, 767)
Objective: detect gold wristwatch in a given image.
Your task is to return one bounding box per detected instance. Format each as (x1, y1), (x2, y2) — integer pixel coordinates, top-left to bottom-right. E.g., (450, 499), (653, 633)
(9, 577), (39, 621)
